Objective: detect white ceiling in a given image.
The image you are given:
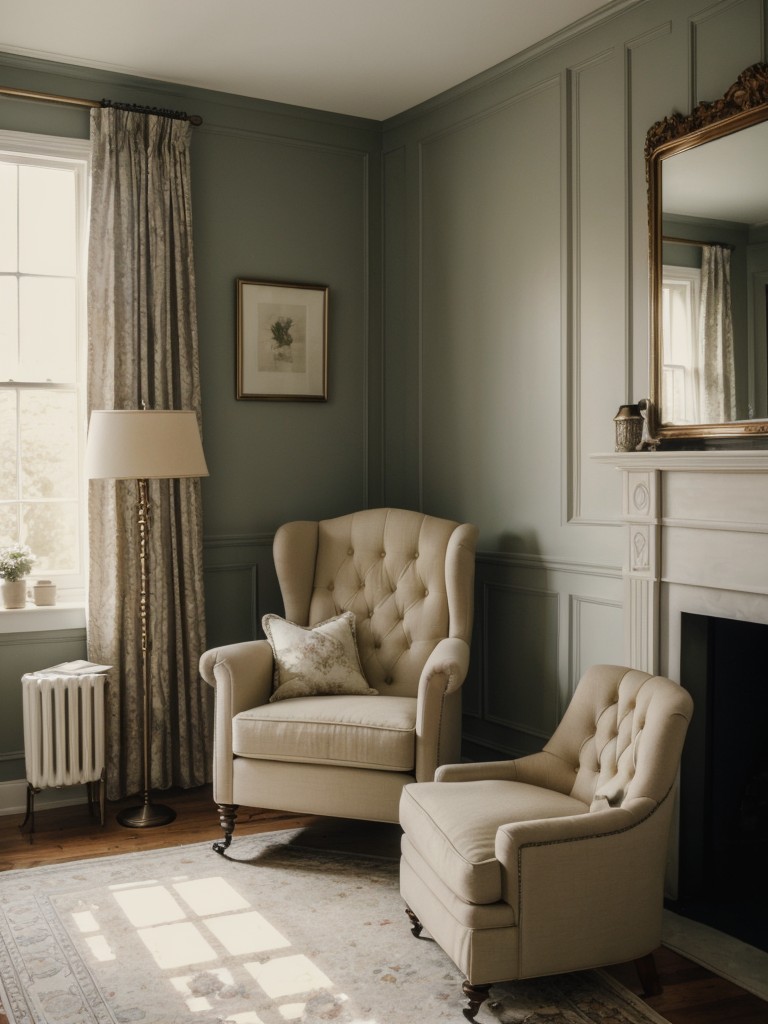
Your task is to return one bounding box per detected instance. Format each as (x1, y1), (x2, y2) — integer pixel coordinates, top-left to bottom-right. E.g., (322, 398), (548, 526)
(1, 0), (618, 120)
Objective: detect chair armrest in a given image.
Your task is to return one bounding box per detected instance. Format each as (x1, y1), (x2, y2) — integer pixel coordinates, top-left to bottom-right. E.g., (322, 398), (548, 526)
(494, 796), (669, 972)
(417, 636), (471, 700)
(200, 639), (275, 714)
(435, 760), (521, 783)
(434, 751), (576, 794)
(200, 639), (275, 805)
(415, 637), (470, 781)
(494, 799), (653, 864)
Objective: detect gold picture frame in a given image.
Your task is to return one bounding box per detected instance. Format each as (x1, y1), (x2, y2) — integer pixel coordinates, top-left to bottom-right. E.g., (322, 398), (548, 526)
(236, 279), (328, 401)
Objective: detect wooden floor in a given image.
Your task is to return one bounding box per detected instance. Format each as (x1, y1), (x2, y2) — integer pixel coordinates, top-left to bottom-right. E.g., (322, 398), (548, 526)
(1, 785), (766, 1024)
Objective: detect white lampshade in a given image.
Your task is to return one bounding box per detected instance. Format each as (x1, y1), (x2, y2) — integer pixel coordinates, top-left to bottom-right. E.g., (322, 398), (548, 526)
(86, 409), (209, 480)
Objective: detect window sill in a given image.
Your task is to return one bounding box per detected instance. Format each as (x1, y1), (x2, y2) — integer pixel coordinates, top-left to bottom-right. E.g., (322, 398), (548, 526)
(0, 603), (86, 634)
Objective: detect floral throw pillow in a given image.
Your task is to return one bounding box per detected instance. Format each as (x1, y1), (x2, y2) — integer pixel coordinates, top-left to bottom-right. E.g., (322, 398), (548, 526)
(263, 610), (378, 703)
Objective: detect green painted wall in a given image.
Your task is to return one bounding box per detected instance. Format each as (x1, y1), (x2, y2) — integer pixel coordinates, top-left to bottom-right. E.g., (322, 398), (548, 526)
(380, 0), (766, 756)
(1, 0), (766, 794)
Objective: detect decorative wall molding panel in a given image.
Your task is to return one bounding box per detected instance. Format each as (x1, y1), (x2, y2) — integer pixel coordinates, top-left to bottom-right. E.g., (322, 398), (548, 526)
(464, 553), (623, 760)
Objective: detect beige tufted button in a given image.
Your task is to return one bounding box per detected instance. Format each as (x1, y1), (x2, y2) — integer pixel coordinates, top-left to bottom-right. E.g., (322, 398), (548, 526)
(424, 588), (429, 597)
(328, 583), (334, 591)
(374, 640), (381, 649)
(414, 552), (419, 559)
(380, 551), (386, 558)
(384, 676), (393, 685)
(348, 548), (354, 556)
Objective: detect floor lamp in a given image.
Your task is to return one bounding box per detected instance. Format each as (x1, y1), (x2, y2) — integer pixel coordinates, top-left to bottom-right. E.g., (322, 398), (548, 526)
(85, 409), (209, 828)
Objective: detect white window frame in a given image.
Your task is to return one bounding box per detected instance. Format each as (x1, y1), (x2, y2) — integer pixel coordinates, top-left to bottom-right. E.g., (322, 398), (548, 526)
(0, 129), (90, 621)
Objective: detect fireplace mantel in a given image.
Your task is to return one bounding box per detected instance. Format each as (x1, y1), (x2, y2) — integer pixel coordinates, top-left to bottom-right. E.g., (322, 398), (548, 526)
(592, 451), (768, 472)
(592, 451), (768, 676)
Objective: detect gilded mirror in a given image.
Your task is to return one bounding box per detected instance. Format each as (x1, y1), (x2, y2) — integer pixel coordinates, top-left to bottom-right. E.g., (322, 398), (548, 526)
(647, 63), (768, 444)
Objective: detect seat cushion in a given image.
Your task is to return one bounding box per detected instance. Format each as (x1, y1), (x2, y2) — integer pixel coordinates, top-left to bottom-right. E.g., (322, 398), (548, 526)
(233, 694), (416, 771)
(399, 779), (589, 905)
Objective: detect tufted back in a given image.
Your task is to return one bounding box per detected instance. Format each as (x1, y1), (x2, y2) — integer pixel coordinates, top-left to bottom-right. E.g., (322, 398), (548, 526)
(273, 508), (478, 697)
(542, 665), (693, 809)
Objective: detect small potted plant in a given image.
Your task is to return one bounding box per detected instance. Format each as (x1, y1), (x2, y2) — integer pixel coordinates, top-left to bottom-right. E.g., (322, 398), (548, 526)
(0, 543), (36, 609)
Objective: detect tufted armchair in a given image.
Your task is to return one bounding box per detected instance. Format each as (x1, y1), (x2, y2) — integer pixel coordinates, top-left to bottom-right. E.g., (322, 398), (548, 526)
(399, 664), (694, 1021)
(200, 507), (478, 852)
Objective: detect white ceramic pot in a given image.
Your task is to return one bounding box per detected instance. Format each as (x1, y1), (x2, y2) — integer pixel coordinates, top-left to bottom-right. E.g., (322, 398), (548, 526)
(1, 579), (28, 609)
(33, 580), (57, 606)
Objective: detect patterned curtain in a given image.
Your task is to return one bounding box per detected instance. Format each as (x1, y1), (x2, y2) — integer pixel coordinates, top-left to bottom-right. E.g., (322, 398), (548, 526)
(87, 108), (212, 800)
(698, 244), (736, 423)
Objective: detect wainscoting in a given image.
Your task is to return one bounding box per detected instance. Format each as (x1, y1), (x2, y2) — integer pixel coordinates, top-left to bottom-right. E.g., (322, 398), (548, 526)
(0, 540), (624, 812)
(461, 551), (623, 762)
(202, 533), (278, 648)
(201, 536), (625, 762)
(203, 533), (627, 772)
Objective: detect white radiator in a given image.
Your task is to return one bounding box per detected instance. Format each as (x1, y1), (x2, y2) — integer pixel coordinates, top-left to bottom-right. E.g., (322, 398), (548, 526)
(22, 673), (107, 790)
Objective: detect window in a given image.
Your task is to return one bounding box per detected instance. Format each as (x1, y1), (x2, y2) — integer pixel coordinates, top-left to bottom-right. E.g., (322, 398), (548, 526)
(661, 265), (701, 425)
(0, 131), (89, 601)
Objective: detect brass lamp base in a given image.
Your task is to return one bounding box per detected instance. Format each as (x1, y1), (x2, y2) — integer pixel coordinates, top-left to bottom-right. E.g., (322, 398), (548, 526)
(117, 800), (176, 829)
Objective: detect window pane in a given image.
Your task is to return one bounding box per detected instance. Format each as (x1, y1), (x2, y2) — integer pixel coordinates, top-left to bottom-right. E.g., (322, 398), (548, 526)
(0, 503), (19, 548)
(20, 389), (78, 499)
(19, 277), (77, 382)
(0, 277), (19, 379)
(22, 501), (79, 573)
(0, 389), (18, 500)
(0, 162), (17, 272)
(19, 165), (76, 277)
(1, 133), (88, 590)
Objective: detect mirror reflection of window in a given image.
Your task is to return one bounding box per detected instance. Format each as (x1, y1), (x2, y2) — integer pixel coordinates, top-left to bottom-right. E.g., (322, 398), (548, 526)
(662, 266), (701, 424)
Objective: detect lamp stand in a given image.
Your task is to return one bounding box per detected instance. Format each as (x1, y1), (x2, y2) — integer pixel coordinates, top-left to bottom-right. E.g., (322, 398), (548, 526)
(116, 478), (176, 829)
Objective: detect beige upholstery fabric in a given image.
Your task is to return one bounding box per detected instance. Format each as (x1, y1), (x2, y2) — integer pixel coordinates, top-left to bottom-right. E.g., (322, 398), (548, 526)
(233, 695), (416, 770)
(399, 665), (693, 987)
(200, 508), (478, 828)
(400, 780), (588, 905)
(275, 508), (475, 697)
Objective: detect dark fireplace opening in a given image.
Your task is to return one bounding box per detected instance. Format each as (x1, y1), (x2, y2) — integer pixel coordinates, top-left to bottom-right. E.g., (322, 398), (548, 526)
(670, 612), (768, 953)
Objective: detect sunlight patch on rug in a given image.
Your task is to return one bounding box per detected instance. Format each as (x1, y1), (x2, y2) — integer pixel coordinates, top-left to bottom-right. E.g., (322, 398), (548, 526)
(0, 829), (668, 1024)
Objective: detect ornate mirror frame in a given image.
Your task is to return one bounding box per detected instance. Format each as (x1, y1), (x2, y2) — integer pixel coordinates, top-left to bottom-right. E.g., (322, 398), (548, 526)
(646, 63), (768, 444)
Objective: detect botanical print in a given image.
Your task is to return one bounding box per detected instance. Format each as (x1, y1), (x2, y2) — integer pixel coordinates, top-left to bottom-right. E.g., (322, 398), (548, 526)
(257, 303), (307, 373)
(236, 279), (328, 400)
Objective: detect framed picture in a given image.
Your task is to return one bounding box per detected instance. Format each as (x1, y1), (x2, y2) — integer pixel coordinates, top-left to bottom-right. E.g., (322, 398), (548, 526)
(236, 279), (328, 401)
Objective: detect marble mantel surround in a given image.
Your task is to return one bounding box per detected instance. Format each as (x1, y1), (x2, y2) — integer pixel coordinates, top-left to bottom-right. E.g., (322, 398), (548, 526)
(593, 451), (768, 681)
(593, 450), (768, 999)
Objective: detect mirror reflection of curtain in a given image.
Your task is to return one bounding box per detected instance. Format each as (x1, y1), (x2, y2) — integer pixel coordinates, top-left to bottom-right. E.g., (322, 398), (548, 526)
(698, 244), (736, 422)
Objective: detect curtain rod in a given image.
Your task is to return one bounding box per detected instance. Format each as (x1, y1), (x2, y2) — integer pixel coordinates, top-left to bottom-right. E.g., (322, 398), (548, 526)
(663, 235), (734, 251)
(0, 85), (203, 125)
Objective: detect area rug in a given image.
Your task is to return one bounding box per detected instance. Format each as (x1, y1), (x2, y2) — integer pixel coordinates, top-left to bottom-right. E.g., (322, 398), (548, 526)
(0, 829), (669, 1024)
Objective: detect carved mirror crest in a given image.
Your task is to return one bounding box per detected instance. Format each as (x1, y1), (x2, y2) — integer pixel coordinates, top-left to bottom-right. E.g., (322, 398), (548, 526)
(647, 63), (768, 444)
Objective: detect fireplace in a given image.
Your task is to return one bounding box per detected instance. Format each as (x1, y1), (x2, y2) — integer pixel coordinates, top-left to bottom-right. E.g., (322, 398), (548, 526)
(593, 450), (768, 947)
(674, 612), (768, 952)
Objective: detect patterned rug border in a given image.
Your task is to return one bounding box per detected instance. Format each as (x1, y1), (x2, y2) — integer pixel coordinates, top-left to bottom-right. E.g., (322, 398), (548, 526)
(0, 829), (671, 1024)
